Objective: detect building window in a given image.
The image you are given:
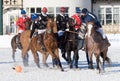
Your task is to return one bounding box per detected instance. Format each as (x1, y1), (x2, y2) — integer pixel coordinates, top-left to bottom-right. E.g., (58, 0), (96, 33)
(106, 8), (112, 25)
(98, 7), (120, 25)
(30, 8), (35, 13)
(113, 8), (119, 24)
(47, 7), (54, 17)
(36, 8), (41, 13)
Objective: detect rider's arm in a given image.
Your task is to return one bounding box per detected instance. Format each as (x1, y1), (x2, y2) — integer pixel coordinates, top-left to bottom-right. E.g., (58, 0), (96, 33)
(30, 21), (36, 38)
(56, 15), (61, 31)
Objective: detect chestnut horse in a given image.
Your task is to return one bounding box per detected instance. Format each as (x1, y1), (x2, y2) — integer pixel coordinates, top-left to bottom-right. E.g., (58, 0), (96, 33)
(85, 21), (111, 73)
(11, 18), (32, 62)
(20, 17), (64, 71)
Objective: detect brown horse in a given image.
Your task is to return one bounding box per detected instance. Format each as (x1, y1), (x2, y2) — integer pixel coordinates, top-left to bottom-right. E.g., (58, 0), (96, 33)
(85, 21), (111, 73)
(20, 17), (64, 71)
(11, 18), (32, 62)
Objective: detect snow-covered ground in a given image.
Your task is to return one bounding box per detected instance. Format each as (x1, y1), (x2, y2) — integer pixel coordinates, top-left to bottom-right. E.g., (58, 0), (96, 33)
(0, 34), (120, 81)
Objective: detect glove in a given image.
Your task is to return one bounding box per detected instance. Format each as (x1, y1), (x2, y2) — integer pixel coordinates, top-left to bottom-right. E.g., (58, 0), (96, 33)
(65, 28), (69, 31)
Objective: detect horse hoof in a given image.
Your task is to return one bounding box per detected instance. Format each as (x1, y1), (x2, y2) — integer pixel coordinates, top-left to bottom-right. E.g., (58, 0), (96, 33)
(61, 69), (64, 71)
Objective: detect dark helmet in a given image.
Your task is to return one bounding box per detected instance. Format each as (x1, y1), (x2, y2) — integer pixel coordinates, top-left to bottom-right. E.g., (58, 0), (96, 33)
(75, 7), (81, 13)
(82, 8), (88, 14)
(60, 7), (66, 12)
(21, 10), (26, 14)
(42, 7), (48, 13)
(31, 14), (39, 20)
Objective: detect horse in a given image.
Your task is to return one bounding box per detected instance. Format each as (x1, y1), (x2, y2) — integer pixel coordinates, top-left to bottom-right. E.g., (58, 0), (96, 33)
(20, 17), (64, 71)
(60, 18), (82, 69)
(11, 18), (32, 62)
(85, 21), (111, 73)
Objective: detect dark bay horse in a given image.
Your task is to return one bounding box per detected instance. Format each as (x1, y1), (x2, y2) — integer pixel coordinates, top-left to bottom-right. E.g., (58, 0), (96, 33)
(85, 21), (111, 73)
(20, 17), (64, 71)
(11, 18), (32, 62)
(61, 18), (81, 69)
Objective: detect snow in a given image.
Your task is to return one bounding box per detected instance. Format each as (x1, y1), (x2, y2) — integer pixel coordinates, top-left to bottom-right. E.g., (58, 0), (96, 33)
(0, 34), (120, 81)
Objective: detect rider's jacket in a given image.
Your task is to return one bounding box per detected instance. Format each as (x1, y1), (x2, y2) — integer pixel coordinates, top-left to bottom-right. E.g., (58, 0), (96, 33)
(83, 12), (102, 28)
(16, 16), (30, 31)
(38, 12), (49, 29)
(72, 14), (82, 30)
(56, 14), (69, 31)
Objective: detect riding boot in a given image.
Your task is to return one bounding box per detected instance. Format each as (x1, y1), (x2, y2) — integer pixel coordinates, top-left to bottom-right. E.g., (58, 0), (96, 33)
(16, 33), (22, 49)
(38, 34), (46, 51)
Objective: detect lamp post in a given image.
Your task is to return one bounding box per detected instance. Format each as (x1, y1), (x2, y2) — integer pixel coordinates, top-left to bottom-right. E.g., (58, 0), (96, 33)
(0, 0), (3, 35)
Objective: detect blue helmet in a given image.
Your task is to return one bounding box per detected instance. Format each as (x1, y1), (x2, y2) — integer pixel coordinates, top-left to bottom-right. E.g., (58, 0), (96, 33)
(31, 14), (39, 20)
(76, 7), (81, 13)
(82, 8), (88, 14)
(21, 10), (26, 14)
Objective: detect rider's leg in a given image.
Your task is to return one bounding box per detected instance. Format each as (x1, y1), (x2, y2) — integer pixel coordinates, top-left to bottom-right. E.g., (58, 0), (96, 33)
(96, 28), (111, 46)
(38, 34), (46, 51)
(16, 33), (22, 49)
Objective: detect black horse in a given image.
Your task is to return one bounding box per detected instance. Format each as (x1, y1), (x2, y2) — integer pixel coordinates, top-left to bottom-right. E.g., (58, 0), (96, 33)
(60, 18), (85, 68)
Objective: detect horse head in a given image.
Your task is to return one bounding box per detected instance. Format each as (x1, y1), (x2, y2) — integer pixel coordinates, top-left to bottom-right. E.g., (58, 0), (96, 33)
(46, 17), (54, 33)
(68, 17), (76, 31)
(86, 21), (95, 37)
(24, 18), (32, 30)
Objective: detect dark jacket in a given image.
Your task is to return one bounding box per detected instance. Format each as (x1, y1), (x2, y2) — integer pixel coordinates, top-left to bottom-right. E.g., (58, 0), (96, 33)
(83, 12), (102, 28)
(56, 14), (69, 31)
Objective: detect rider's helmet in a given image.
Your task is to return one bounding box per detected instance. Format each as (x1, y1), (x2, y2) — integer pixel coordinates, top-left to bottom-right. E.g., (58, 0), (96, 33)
(60, 7), (66, 12)
(75, 7), (81, 13)
(31, 14), (39, 20)
(82, 8), (88, 14)
(21, 10), (26, 14)
(42, 7), (48, 13)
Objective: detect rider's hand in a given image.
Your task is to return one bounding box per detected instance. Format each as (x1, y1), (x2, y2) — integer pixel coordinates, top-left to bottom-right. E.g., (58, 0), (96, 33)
(65, 28), (69, 31)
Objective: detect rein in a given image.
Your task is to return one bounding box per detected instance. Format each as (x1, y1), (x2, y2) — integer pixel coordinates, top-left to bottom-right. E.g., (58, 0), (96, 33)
(66, 30), (78, 34)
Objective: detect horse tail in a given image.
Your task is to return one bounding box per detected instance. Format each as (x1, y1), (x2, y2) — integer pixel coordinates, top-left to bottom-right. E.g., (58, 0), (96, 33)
(11, 35), (17, 51)
(100, 52), (111, 66)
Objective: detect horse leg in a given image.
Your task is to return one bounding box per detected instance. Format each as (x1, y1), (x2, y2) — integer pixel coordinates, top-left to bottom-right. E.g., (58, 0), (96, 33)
(11, 36), (17, 62)
(42, 53), (49, 67)
(12, 49), (16, 62)
(31, 49), (40, 68)
(88, 51), (94, 69)
(74, 50), (79, 68)
(48, 49), (64, 71)
(61, 49), (68, 62)
(67, 51), (72, 68)
(85, 49), (90, 65)
(100, 50), (111, 67)
(95, 53), (103, 73)
(54, 48), (64, 71)
(21, 48), (29, 67)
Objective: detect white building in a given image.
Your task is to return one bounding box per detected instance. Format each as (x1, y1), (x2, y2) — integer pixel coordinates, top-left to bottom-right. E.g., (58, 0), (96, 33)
(92, 0), (120, 33)
(3, 0), (120, 34)
(3, 0), (91, 34)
